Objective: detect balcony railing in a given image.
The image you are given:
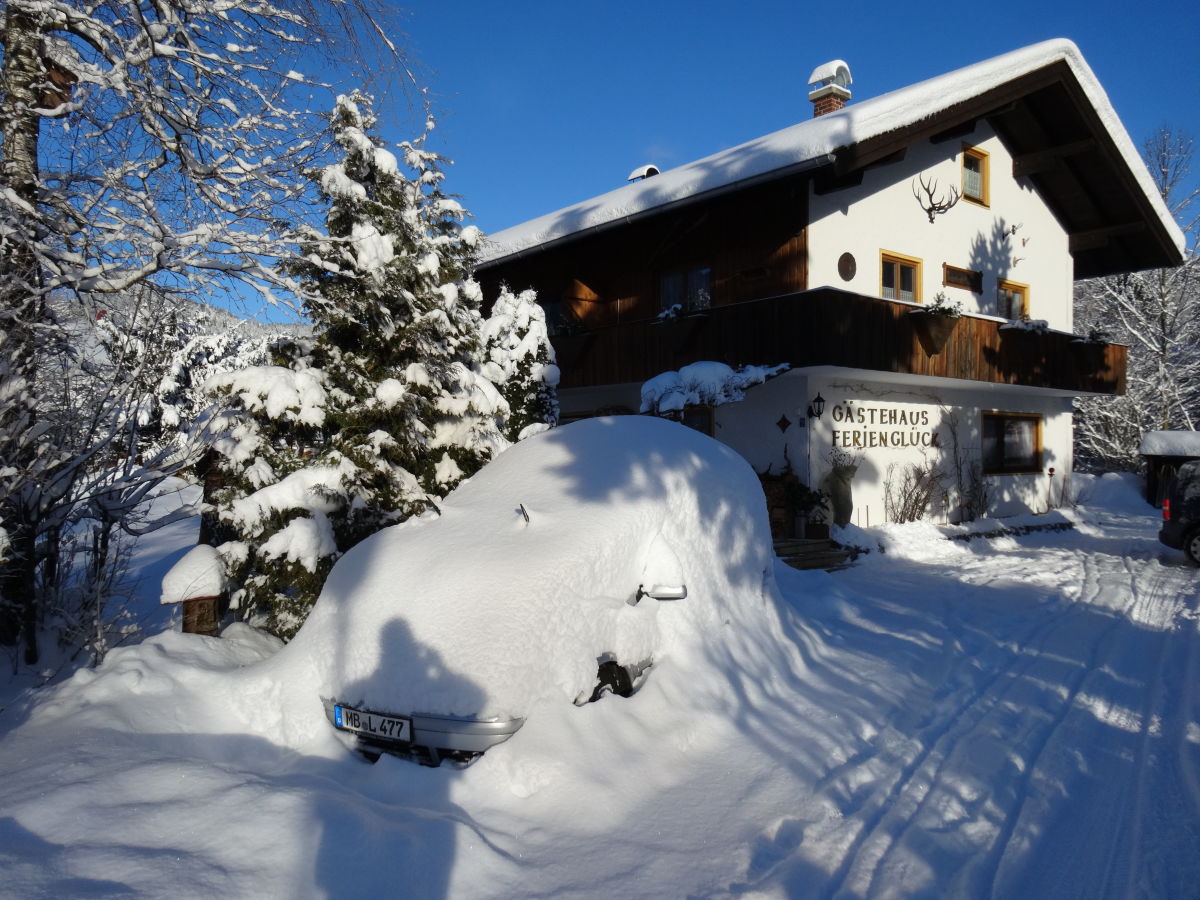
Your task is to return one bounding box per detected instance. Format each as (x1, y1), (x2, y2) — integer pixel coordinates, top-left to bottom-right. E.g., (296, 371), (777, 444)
(550, 287), (1125, 396)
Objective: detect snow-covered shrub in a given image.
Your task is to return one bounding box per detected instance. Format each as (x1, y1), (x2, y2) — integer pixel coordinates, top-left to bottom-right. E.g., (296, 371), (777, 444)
(640, 361), (789, 416)
(482, 286), (560, 440)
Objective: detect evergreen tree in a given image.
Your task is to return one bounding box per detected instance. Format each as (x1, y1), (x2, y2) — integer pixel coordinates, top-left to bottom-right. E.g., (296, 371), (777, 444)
(482, 287), (560, 441)
(0, 0), (407, 664)
(211, 93), (505, 638)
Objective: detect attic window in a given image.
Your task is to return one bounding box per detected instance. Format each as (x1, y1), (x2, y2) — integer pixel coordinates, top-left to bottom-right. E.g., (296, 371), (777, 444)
(962, 146), (989, 206)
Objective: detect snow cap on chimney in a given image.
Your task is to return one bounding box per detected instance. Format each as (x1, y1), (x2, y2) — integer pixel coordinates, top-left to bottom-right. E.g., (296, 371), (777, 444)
(808, 60), (852, 117)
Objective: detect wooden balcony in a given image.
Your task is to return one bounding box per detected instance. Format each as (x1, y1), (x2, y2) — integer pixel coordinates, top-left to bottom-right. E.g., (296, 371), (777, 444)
(550, 287), (1126, 395)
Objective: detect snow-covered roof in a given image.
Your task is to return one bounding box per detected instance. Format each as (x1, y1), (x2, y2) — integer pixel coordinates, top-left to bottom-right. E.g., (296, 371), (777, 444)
(1138, 430), (1200, 458)
(480, 39), (1185, 268)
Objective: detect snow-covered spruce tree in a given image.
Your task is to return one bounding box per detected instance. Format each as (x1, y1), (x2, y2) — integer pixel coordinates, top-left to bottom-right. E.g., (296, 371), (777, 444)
(154, 321), (309, 456)
(206, 340), (333, 635)
(1074, 127), (1199, 471)
(211, 94), (505, 638)
(0, 0), (406, 663)
(482, 286), (560, 441)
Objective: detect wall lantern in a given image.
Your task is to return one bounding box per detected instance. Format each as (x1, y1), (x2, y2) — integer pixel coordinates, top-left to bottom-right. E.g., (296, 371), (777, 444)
(806, 393), (826, 419)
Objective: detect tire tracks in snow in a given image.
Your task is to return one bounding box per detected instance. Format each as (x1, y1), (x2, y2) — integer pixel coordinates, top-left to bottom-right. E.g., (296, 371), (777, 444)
(819, 546), (1196, 899)
(975, 551), (1156, 899)
(1101, 558), (1200, 899)
(815, 553), (1104, 899)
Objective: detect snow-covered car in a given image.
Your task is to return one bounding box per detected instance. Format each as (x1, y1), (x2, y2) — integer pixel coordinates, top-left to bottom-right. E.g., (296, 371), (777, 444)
(283, 415), (776, 766)
(1159, 460), (1200, 563)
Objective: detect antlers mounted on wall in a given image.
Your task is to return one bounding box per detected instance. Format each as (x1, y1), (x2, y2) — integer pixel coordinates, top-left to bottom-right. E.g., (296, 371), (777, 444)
(911, 175), (961, 223)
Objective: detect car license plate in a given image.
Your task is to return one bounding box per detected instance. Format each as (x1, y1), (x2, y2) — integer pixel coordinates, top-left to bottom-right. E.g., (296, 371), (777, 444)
(333, 704), (412, 743)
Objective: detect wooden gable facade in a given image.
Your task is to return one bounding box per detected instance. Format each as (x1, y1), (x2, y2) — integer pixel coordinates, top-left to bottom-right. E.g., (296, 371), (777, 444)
(477, 44), (1182, 405)
(477, 173), (809, 332)
(478, 169), (1128, 399)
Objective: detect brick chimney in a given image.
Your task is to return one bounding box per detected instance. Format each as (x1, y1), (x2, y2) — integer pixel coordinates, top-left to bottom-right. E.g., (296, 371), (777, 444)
(808, 60), (852, 117)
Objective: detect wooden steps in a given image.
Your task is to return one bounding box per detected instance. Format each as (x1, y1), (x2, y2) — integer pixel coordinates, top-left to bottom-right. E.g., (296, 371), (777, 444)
(773, 538), (853, 571)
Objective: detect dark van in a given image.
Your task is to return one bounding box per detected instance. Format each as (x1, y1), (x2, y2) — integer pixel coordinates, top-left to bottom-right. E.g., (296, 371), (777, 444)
(1159, 460), (1200, 563)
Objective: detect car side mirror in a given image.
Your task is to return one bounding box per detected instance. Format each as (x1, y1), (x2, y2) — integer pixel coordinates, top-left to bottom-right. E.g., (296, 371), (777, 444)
(633, 583), (687, 604)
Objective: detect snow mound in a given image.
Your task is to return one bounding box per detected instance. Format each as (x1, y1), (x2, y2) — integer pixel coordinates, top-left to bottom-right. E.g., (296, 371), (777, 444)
(1073, 471), (1148, 514)
(275, 416), (780, 721)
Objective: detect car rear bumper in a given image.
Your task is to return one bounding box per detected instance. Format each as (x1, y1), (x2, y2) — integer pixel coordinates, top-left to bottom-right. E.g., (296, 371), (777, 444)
(409, 712), (525, 753)
(322, 699), (524, 760)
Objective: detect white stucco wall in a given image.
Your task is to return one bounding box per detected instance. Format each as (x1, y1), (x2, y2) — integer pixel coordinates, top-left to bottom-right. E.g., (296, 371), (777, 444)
(709, 370), (812, 480)
(712, 369), (1075, 525)
(808, 120), (1074, 331)
(559, 365), (1075, 524)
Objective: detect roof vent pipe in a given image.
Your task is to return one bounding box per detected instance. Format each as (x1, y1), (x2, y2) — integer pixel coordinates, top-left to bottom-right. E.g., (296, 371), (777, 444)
(808, 60), (852, 117)
(628, 164), (660, 182)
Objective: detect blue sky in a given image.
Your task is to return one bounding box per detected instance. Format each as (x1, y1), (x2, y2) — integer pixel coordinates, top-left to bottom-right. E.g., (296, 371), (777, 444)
(386, 1), (1199, 236)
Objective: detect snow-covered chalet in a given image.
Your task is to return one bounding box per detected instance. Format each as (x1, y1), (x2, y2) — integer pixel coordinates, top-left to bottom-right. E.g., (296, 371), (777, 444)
(476, 39), (1185, 527)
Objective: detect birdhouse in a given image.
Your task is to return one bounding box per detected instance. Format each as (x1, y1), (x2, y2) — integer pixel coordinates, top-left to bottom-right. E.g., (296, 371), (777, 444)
(161, 544), (228, 636)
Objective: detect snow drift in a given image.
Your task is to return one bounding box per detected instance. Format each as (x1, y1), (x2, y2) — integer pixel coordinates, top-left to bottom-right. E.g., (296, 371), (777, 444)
(277, 415), (782, 723)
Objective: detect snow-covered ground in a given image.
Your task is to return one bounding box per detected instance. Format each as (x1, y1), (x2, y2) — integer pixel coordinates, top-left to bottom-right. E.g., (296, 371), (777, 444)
(0, 461), (1197, 899)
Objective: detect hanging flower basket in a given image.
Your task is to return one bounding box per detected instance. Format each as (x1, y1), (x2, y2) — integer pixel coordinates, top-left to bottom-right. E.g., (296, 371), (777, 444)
(909, 309), (958, 355)
(1069, 338), (1108, 370)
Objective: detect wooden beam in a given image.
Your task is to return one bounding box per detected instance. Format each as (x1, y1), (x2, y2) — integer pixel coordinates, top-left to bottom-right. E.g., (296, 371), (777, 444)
(1012, 138), (1097, 176)
(831, 62), (1070, 176)
(929, 120), (977, 144)
(813, 168), (864, 195)
(1069, 221), (1146, 252)
(815, 148), (906, 194)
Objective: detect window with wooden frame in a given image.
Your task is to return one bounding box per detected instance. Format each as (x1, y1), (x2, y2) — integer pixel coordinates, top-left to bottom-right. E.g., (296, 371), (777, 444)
(997, 279), (1029, 319)
(962, 145), (989, 206)
(942, 263), (982, 293)
(981, 411), (1042, 474)
(880, 251), (922, 303)
(660, 265), (712, 313)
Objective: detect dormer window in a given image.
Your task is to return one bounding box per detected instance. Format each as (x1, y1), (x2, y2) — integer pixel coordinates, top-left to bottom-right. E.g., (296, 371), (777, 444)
(660, 265), (712, 313)
(962, 145), (989, 206)
(880, 251), (922, 303)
